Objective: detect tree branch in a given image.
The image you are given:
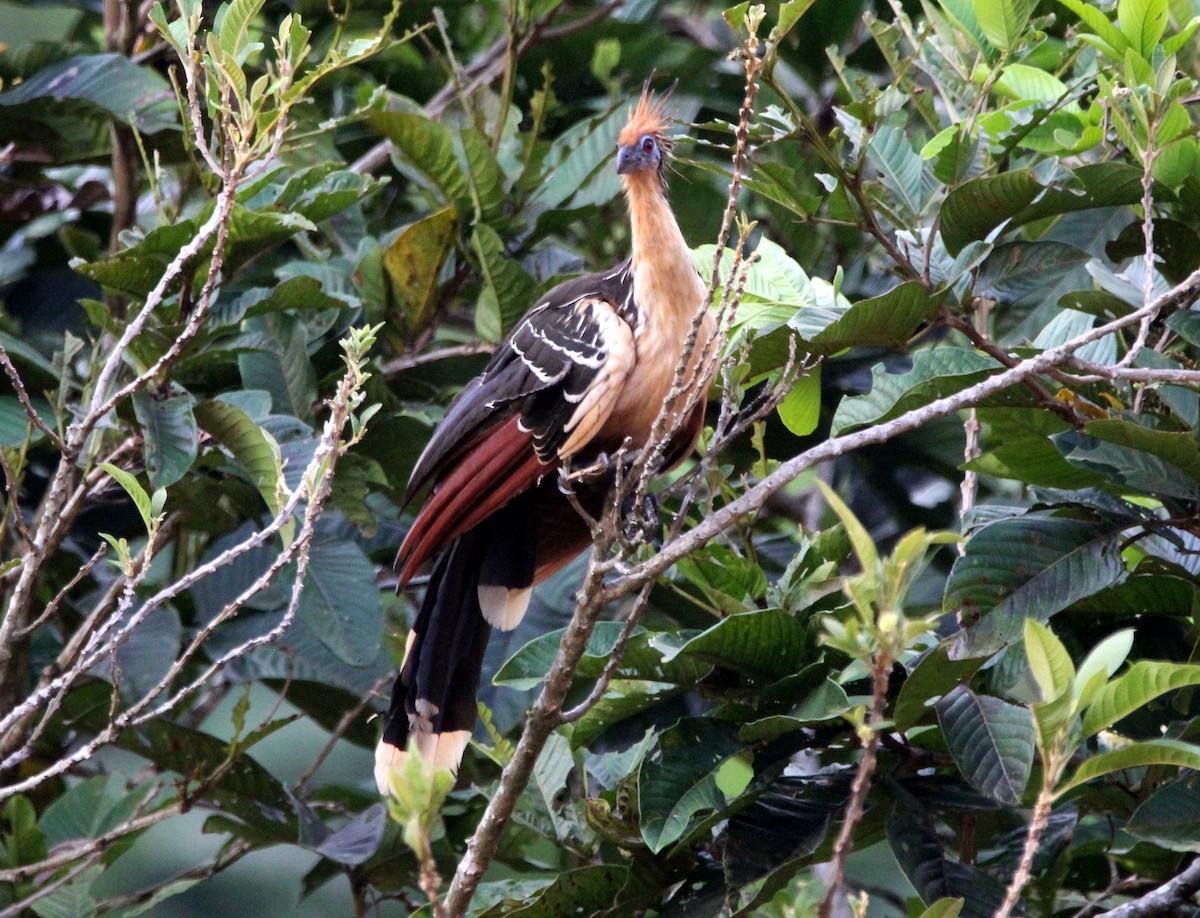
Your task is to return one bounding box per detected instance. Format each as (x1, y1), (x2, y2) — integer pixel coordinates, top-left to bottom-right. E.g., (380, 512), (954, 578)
(1100, 859), (1200, 918)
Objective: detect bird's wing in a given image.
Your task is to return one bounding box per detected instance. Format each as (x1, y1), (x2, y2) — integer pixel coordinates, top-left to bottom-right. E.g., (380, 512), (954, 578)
(395, 272), (637, 584)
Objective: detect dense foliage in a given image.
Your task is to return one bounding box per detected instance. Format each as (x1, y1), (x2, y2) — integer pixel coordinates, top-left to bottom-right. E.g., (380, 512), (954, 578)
(3, 0), (1200, 915)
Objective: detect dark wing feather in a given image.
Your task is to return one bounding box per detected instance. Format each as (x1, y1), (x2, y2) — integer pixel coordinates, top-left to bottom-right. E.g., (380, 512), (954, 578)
(403, 261), (637, 505)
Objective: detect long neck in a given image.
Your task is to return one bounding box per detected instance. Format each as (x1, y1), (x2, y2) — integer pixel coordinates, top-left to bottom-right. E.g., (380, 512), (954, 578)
(623, 173), (705, 325)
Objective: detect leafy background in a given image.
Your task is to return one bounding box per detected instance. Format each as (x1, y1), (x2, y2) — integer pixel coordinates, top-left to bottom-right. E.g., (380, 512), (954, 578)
(3, 0), (1200, 915)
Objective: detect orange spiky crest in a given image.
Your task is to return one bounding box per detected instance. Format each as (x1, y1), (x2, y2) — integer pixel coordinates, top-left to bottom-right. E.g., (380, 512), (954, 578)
(617, 87), (674, 151)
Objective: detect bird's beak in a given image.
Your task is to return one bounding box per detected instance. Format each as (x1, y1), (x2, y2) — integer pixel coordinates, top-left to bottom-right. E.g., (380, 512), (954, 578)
(616, 145), (647, 175)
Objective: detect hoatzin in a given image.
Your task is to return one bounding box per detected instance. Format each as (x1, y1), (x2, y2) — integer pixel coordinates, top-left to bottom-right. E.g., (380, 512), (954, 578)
(376, 90), (715, 792)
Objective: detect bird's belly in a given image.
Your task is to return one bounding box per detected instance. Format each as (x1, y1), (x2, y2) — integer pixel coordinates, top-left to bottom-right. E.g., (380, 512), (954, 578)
(597, 309), (713, 453)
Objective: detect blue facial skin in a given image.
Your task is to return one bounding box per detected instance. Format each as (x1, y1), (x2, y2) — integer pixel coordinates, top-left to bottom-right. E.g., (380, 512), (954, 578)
(616, 134), (661, 174)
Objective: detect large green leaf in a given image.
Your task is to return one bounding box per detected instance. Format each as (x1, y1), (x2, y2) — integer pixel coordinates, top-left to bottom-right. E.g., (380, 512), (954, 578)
(477, 865), (630, 917)
(295, 535), (383, 667)
(638, 718), (747, 852)
(1056, 0), (1130, 56)
(739, 679), (851, 741)
(1118, 0), (1169, 58)
(894, 645), (985, 731)
(868, 119), (936, 218)
(472, 223), (538, 342)
(791, 281), (945, 354)
(0, 395), (53, 447)
(367, 111), (468, 205)
(65, 685), (298, 841)
(1057, 739), (1200, 794)
(831, 348), (1001, 436)
(936, 686), (1034, 805)
(0, 53), (176, 134)
(1054, 419), (1200, 501)
(1080, 661), (1200, 737)
(237, 314), (317, 420)
(670, 608), (808, 681)
(194, 398), (286, 518)
(1125, 776), (1200, 852)
(941, 164), (1143, 255)
(494, 621), (628, 690)
(974, 0), (1036, 49)
(967, 408), (1108, 490)
(571, 687), (683, 750)
(38, 776), (156, 849)
(383, 206), (458, 337)
(887, 809), (1009, 918)
(948, 514), (1128, 657)
(132, 387), (198, 490)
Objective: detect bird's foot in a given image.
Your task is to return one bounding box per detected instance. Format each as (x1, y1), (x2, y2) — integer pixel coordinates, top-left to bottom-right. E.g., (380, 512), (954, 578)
(619, 490), (659, 544)
(565, 446), (643, 484)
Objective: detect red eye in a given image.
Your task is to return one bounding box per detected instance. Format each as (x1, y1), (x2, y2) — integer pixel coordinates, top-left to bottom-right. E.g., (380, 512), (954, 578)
(642, 137), (655, 154)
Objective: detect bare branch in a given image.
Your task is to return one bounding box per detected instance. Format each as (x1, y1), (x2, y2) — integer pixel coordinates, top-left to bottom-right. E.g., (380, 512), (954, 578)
(1100, 859), (1200, 918)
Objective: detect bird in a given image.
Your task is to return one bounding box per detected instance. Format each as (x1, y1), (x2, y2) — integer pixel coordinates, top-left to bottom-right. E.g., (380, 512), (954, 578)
(375, 88), (716, 793)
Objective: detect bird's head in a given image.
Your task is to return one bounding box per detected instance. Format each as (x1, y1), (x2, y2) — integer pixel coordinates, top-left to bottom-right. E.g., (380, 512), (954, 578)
(616, 87), (673, 186)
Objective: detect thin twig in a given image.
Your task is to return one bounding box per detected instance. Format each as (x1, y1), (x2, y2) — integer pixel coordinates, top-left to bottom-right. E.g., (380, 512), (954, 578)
(817, 648), (892, 918)
(995, 784), (1054, 918)
(382, 343), (495, 376)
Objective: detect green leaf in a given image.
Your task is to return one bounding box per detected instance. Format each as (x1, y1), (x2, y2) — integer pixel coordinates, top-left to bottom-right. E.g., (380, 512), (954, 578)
(887, 809), (1009, 917)
(917, 900), (965, 918)
(29, 865), (101, 918)
(460, 127), (507, 219)
(0, 395), (53, 447)
(296, 535), (383, 667)
(1056, 0), (1129, 56)
(494, 621), (627, 690)
(792, 281), (945, 354)
(216, 0), (266, 61)
(1081, 661), (1200, 737)
(816, 479), (878, 581)
(777, 365), (821, 436)
(1073, 628), (1134, 704)
(1125, 776), (1200, 852)
(383, 206), (458, 337)
(936, 686), (1035, 805)
(868, 120), (936, 218)
(477, 865), (629, 917)
(367, 111), (468, 205)
(948, 515), (1128, 657)
(894, 645), (985, 732)
(974, 0), (1036, 50)
(472, 223), (537, 341)
(638, 719), (747, 852)
(0, 53), (176, 134)
(237, 314), (317, 420)
(194, 399), (287, 519)
(739, 679), (851, 741)
(1024, 619), (1076, 704)
(940, 164), (1143, 256)
(314, 804), (386, 865)
(1057, 738), (1200, 794)
(66, 685), (299, 840)
(132, 388), (198, 490)
(1118, 0), (1169, 58)
(571, 687), (682, 750)
(967, 408), (1107, 490)
(671, 609), (809, 682)
(831, 348), (1002, 436)
(38, 776), (153, 848)
(101, 463), (154, 533)
(1054, 419), (1200, 500)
